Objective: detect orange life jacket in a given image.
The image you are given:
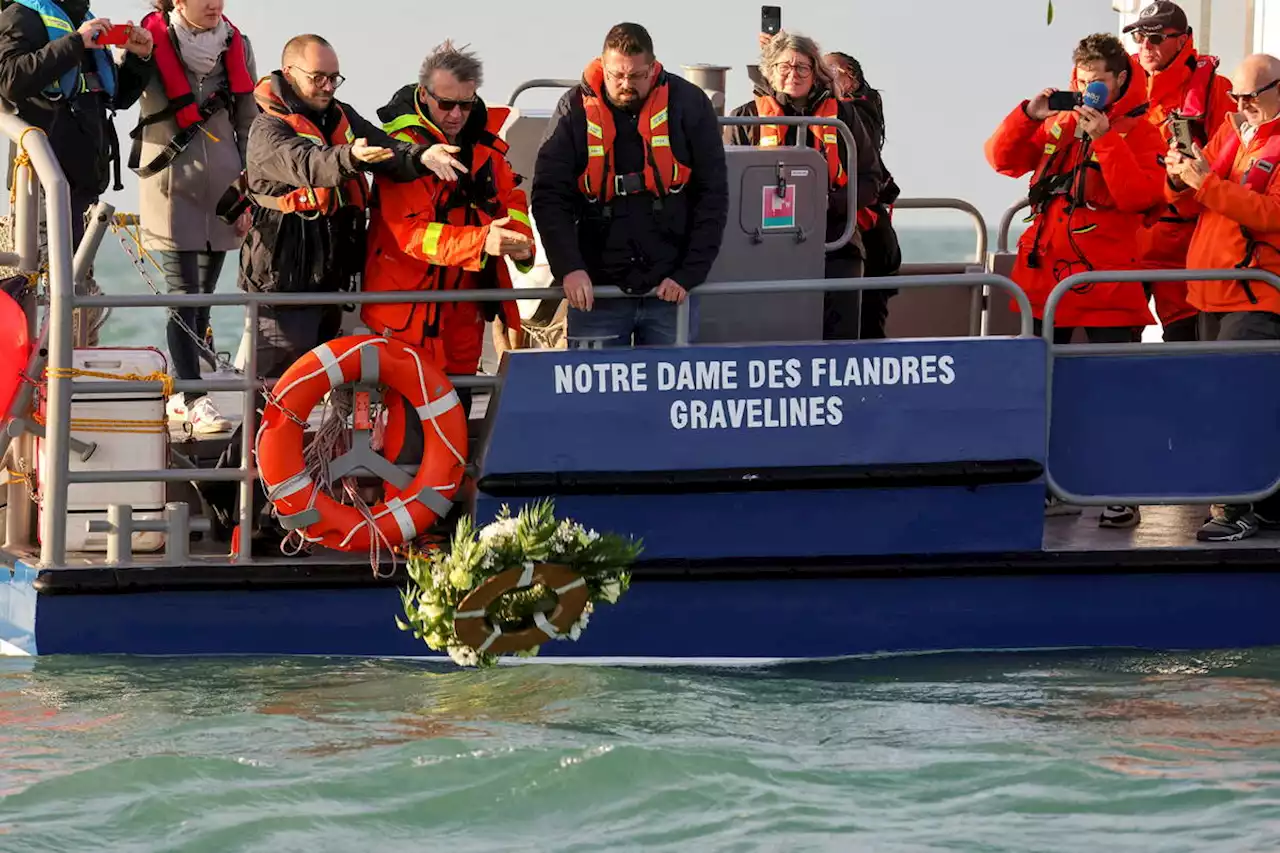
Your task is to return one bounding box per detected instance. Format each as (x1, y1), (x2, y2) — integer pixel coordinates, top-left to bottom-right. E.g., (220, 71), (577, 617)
(577, 58), (692, 202)
(250, 76), (368, 216)
(1177, 54), (1221, 135)
(755, 94), (847, 190)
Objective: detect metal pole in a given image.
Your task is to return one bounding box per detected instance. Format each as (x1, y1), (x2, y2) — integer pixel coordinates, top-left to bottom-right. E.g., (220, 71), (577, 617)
(35, 159), (75, 568)
(73, 201), (112, 286)
(237, 301), (258, 563)
(105, 503), (132, 566)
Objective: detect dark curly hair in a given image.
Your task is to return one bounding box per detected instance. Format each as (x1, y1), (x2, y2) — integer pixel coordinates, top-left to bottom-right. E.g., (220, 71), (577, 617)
(1072, 33), (1129, 78)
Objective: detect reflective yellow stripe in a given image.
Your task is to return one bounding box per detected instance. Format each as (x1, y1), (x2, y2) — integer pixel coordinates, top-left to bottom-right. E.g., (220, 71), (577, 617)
(823, 133), (837, 145)
(651, 135), (670, 148)
(1071, 224), (1098, 234)
(586, 120), (603, 139)
(588, 145), (605, 157)
(297, 132), (324, 146)
(392, 131), (417, 143)
(515, 258), (535, 274)
(650, 107), (668, 130)
(1050, 123), (1062, 139)
(507, 209), (531, 229)
(422, 223), (444, 256)
(760, 137), (780, 147)
(40, 14), (73, 33)
(1044, 143), (1057, 154)
(383, 113), (428, 137)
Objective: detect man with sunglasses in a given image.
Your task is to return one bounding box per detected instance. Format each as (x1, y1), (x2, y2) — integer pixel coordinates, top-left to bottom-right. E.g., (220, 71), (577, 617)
(1166, 53), (1280, 542)
(1125, 1), (1233, 343)
(532, 22), (728, 348)
(203, 33), (463, 555)
(363, 40), (534, 423)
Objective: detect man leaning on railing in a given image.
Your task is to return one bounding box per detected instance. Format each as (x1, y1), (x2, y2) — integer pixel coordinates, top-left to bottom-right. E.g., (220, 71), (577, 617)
(1165, 53), (1280, 542)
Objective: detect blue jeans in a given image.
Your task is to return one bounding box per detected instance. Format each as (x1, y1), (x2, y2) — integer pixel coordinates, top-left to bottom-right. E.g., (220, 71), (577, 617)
(567, 294), (698, 348)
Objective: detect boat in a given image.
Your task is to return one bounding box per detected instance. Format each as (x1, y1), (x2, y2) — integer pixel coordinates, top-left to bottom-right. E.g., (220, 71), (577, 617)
(3, 1), (1280, 663)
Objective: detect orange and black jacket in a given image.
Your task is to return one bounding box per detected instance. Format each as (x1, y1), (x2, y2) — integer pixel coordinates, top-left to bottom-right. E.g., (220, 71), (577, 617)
(363, 84), (529, 341)
(239, 71), (431, 297)
(530, 66), (728, 293)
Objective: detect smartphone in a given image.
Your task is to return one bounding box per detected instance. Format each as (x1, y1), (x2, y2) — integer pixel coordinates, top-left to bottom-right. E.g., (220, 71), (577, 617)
(1170, 117), (1195, 153)
(762, 5), (782, 35)
(1047, 90), (1082, 112)
(95, 24), (133, 46)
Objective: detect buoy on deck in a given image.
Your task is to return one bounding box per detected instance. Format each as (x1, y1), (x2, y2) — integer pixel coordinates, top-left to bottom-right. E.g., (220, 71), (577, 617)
(0, 285), (31, 422)
(255, 335), (469, 553)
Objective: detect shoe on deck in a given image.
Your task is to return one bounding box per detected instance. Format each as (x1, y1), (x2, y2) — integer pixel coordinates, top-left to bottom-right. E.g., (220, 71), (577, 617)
(1099, 505), (1141, 529)
(1196, 507), (1260, 542)
(167, 394), (231, 435)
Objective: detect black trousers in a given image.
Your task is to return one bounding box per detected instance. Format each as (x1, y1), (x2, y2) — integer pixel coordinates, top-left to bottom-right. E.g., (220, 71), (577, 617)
(1032, 320), (1141, 344)
(161, 251), (226, 403)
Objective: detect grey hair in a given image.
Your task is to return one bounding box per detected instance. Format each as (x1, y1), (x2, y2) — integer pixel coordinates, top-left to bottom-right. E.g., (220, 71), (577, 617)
(761, 30), (834, 93)
(418, 40), (483, 89)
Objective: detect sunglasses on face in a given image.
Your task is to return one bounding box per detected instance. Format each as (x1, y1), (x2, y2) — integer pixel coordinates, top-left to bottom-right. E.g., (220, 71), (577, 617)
(1228, 78), (1280, 103)
(1132, 30), (1185, 45)
(426, 89), (477, 112)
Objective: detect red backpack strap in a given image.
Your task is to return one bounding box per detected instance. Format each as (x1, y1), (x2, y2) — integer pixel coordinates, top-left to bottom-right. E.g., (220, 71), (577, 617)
(1180, 55), (1220, 121)
(1243, 134), (1280, 193)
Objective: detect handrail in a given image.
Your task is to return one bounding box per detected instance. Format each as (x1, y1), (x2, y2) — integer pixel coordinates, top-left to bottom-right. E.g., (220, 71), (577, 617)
(893, 198), (989, 262)
(507, 78), (578, 108)
(0, 114), (75, 568)
(1042, 268), (1280, 507)
(719, 115), (858, 253)
(997, 198), (1030, 254)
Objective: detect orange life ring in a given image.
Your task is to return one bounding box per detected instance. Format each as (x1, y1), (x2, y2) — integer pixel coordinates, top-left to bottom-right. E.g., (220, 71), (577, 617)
(453, 562), (590, 655)
(255, 335), (468, 552)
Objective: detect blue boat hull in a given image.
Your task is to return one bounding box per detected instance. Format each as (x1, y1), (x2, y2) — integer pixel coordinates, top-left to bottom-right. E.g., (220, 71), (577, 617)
(5, 560), (1280, 660)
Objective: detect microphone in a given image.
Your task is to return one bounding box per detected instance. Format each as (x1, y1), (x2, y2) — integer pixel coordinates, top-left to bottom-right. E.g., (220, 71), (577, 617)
(1075, 81), (1111, 139)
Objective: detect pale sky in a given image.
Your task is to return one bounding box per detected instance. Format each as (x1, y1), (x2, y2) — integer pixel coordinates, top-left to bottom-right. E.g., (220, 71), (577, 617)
(82, 0), (1119, 228)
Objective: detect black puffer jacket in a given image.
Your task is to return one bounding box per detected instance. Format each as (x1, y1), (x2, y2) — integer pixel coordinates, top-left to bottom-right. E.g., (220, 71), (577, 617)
(531, 70), (729, 293)
(0, 1), (152, 195)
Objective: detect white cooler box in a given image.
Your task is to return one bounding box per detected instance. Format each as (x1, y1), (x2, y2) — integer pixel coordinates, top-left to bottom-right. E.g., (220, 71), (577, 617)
(37, 348), (170, 553)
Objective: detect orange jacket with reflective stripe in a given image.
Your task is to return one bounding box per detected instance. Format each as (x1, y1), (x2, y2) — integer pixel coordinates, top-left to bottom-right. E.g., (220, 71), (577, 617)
(362, 90), (527, 343)
(1135, 40), (1233, 324)
(985, 54), (1165, 328)
(252, 76), (367, 215)
(1170, 116), (1280, 315)
(577, 58), (692, 202)
(755, 94), (846, 190)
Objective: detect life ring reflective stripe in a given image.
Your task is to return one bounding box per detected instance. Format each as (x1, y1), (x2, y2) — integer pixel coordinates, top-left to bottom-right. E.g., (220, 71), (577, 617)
(453, 562), (589, 655)
(255, 335), (468, 552)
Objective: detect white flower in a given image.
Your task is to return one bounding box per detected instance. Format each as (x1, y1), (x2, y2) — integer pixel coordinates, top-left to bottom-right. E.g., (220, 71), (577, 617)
(449, 567), (474, 590)
(418, 602), (446, 622)
(448, 644), (480, 667)
(478, 517), (518, 544)
(600, 580), (622, 604)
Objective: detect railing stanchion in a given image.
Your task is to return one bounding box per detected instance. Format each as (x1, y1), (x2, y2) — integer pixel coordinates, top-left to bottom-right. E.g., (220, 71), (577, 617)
(237, 301), (259, 564)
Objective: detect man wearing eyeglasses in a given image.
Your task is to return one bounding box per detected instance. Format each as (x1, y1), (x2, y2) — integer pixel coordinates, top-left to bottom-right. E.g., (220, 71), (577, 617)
(1125, 1), (1233, 343)
(205, 33), (462, 555)
(362, 40), (534, 420)
(1166, 53), (1280, 542)
(531, 22), (728, 348)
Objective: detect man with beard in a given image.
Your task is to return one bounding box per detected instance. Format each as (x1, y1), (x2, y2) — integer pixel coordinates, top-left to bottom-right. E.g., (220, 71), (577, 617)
(531, 22), (728, 347)
(0, 0), (154, 245)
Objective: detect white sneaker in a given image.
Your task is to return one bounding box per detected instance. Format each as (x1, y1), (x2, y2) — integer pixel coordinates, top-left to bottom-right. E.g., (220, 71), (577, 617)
(168, 395), (231, 435)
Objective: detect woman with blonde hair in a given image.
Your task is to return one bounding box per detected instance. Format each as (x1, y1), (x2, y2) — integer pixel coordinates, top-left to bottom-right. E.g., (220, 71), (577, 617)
(727, 31), (883, 340)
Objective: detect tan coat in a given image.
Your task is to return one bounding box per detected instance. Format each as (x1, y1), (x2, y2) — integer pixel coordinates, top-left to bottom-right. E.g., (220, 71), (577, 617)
(136, 33), (258, 253)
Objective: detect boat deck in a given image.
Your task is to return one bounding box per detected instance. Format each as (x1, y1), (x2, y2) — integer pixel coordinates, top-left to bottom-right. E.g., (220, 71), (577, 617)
(8, 504), (1280, 587)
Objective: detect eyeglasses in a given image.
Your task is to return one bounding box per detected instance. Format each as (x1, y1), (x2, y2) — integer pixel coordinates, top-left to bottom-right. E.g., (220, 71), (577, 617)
(1132, 29), (1186, 45)
(604, 67), (651, 85)
(1227, 78), (1280, 103)
(426, 89), (477, 112)
(290, 66), (345, 90)
(774, 62), (813, 78)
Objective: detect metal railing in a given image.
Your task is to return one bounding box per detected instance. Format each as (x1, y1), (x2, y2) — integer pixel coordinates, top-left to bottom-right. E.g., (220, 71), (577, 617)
(507, 78), (578, 108)
(891, 198), (990, 336)
(997, 198), (1031, 254)
(1042, 268), (1280, 507)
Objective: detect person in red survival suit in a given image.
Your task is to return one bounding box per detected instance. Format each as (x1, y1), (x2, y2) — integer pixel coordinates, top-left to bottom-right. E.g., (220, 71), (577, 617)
(1126, 1), (1234, 341)
(986, 32), (1167, 531)
(986, 33), (1166, 343)
(362, 40), (532, 413)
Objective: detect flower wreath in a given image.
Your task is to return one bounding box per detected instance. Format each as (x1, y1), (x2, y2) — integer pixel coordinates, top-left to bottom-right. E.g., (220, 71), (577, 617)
(397, 500), (642, 668)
